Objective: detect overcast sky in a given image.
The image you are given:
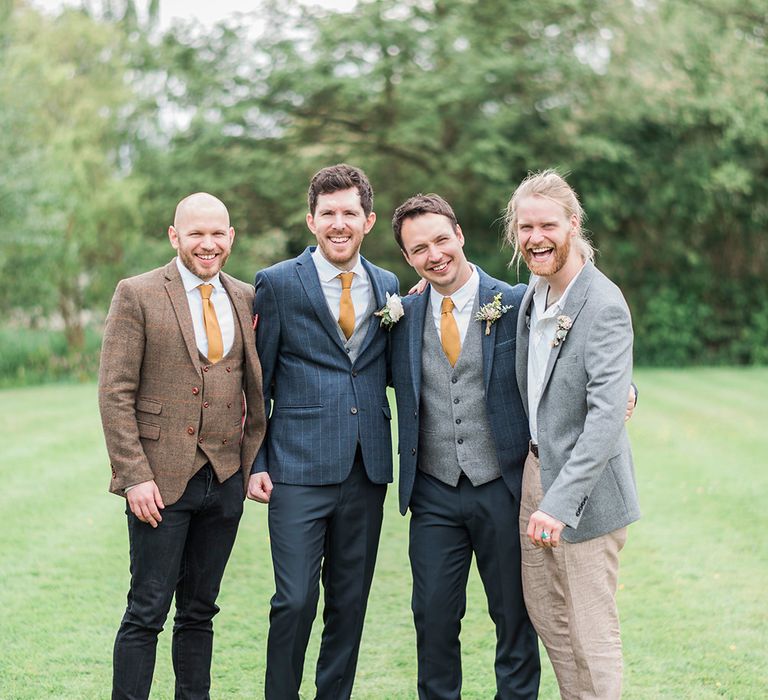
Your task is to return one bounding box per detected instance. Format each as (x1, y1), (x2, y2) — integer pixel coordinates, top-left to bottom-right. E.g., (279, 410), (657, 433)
(32, 0), (358, 28)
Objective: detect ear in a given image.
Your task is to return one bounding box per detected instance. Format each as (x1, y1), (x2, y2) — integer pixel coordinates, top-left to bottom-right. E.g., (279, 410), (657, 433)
(306, 212), (317, 235)
(363, 211), (377, 235)
(168, 225), (179, 250)
(228, 226), (235, 245)
(569, 213), (579, 236)
(401, 247), (415, 268)
(455, 224), (465, 246)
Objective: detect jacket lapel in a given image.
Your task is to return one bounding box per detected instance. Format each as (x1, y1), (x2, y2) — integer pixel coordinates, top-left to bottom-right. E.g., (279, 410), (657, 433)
(358, 256), (386, 358)
(476, 268), (499, 394)
(408, 289), (430, 405)
(295, 247), (348, 353)
(164, 260), (202, 376)
(539, 261), (594, 394)
(221, 271), (253, 357)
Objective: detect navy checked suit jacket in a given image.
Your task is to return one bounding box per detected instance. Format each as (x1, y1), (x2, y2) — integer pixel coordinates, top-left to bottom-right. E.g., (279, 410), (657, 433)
(390, 267), (530, 514)
(252, 247), (399, 485)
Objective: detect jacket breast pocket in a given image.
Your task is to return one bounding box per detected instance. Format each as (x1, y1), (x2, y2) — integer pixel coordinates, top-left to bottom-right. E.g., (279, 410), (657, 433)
(137, 421), (160, 440)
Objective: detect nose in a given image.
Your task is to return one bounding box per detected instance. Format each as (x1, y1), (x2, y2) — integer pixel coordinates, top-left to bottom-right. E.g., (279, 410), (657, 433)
(332, 213), (345, 229)
(426, 244), (442, 261)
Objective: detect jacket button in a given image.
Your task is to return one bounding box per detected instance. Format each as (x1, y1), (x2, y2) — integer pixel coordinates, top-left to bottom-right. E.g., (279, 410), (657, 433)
(227, 402), (232, 408)
(413, 410), (417, 417)
(222, 439), (227, 445)
(453, 398), (459, 404)
(203, 366), (209, 373)
(203, 401), (210, 408)
(192, 387), (200, 395)
(198, 437), (204, 444)
(187, 426), (195, 435)
(226, 367), (232, 373)
(411, 448), (416, 455)
(350, 407), (358, 415)
(455, 418), (461, 424)
(451, 377), (458, 384)
(352, 370), (358, 377)
(457, 438), (464, 445)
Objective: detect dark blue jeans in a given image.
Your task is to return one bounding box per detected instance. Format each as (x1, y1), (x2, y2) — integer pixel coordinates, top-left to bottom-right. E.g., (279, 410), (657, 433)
(112, 465), (244, 700)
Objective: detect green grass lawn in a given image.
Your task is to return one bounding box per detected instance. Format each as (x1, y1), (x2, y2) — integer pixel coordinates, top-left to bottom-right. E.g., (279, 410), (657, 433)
(1, 368), (766, 699)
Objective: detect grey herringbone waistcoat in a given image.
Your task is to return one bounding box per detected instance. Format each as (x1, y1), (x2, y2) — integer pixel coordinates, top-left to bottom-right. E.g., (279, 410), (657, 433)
(334, 292), (377, 365)
(417, 297), (501, 487)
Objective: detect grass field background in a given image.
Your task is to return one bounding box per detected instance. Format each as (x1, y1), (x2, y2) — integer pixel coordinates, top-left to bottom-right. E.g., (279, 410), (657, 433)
(1, 368), (766, 698)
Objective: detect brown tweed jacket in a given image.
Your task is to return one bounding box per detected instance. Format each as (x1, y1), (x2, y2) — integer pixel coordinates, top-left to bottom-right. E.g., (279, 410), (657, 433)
(98, 260), (266, 505)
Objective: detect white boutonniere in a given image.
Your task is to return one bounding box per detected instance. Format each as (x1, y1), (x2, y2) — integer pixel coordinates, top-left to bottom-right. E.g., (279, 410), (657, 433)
(475, 293), (513, 335)
(374, 292), (404, 329)
(550, 315), (573, 347)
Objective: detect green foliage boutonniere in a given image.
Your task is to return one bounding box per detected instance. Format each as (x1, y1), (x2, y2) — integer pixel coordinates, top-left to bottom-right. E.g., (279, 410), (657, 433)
(475, 293), (512, 335)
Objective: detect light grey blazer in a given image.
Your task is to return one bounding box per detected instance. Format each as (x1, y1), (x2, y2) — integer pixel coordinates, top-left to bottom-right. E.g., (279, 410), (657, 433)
(516, 261), (640, 543)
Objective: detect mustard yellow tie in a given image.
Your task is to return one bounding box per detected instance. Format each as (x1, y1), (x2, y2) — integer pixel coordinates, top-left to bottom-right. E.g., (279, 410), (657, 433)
(441, 296), (461, 367)
(198, 284), (223, 363)
(338, 272), (355, 340)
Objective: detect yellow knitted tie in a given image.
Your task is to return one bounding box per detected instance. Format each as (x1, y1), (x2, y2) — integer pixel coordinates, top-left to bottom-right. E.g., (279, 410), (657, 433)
(199, 284), (223, 363)
(337, 272), (355, 340)
(440, 296), (461, 367)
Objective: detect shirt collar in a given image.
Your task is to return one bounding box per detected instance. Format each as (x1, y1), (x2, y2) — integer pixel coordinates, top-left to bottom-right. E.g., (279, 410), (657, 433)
(429, 264), (479, 313)
(311, 246), (368, 283)
(532, 263), (585, 319)
(176, 256), (223, 293)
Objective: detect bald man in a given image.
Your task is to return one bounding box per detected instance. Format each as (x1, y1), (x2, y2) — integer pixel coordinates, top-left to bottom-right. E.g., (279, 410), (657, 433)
(99, 193), (266, 699)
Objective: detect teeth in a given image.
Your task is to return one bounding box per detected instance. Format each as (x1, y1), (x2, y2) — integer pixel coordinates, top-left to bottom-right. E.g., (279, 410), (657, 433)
(531, 247), (552, 253)
(198, 254), (216, 260)
(330, 237), (349, 243)
(432, 262), (447, 271)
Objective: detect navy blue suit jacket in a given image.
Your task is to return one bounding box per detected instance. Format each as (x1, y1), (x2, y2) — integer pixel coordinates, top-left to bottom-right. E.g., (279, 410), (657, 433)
(390, 268), (530, 514)
(252, 247), (399, 485)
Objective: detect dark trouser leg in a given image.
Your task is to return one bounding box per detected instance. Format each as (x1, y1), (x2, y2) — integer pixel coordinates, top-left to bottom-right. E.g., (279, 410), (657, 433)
(465, 477), (540, 700)
(113, 478), (195, 700)
(171, 468), (244, 700)
(264, 482), (332, 700)
(409, 472), (473, 700)
(315, 457), (386, 700)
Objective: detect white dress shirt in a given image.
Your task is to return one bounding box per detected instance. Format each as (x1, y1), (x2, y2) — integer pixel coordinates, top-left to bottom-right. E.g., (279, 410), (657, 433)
(176, 257), (235, 359)
(527, 265), (585, 443)
(312, 247), (372, 332)
(429, 265), (480, 344)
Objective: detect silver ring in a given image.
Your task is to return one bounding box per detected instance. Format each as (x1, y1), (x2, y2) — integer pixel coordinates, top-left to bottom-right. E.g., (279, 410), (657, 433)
(541, 531), (549, 541)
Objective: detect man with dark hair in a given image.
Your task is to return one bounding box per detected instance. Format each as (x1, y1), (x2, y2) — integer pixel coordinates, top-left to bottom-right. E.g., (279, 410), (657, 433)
(99, 193), (266, 699)
(248, 164), (399, 699)
(389, 193), (540, 700)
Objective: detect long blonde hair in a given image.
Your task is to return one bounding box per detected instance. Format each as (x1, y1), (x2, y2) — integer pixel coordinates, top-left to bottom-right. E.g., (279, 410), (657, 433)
(504, 170), (594, 270)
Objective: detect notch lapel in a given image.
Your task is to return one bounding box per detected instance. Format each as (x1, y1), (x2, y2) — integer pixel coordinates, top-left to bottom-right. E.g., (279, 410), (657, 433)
(164, 261), (202, 376)
(408, 289), (431, 404)
(539, 262), (594, 395)
(295, 248), (348, 353)
(477, 269), (500, 394)
(358, 256), (387, 358)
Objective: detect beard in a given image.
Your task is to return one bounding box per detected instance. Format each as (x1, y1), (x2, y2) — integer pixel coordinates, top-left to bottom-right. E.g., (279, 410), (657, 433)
(522, 235), (571, 277)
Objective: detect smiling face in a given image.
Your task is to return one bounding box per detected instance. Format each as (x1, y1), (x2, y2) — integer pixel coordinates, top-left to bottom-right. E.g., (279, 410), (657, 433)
(400, 212), (472, 296)
(307, 187), (376, 270)
(168, 195), (234, 280)
(515, 194), (579, 281)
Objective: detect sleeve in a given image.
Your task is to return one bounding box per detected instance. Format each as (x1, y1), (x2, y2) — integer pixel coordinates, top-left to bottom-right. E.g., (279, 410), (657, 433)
(98, 280), (156, 492)
(250, 270), (281, 474)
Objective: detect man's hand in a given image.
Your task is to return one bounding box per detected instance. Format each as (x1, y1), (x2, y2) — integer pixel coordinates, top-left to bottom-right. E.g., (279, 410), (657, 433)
(247, 472), (273, 503)
(407, 278), (428, 295)
(126, 480), (165, 528)
(625, 385), (637, 422)
(527, 509), (565, 548)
